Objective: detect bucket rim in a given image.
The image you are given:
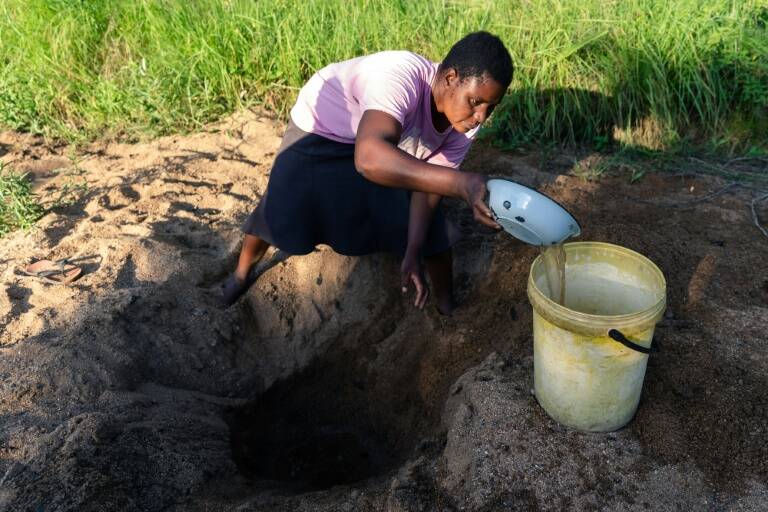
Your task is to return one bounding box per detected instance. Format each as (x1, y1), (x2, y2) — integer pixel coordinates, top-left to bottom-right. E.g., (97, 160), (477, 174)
(527, 241), (667, 327)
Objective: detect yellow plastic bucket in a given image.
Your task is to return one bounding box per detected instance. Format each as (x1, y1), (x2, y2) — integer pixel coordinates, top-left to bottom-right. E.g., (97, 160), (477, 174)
(527, 242), (666, 432)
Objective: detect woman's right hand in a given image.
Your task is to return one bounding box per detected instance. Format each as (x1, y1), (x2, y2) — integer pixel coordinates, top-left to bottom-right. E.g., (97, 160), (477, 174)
(401, 250), (428, 309)
(458, 173), (502, 230)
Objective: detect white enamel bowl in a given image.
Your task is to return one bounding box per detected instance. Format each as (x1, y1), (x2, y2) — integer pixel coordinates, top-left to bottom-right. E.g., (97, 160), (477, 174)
(486, 178), (581, 246)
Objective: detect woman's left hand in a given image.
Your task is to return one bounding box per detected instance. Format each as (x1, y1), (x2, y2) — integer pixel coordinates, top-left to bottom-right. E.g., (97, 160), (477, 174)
(401, 251), (429, 309)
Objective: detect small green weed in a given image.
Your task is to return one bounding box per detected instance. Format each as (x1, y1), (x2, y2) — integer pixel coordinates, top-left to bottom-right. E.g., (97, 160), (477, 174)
(0, 162), (44, 236)
(45, 174), (89, 209)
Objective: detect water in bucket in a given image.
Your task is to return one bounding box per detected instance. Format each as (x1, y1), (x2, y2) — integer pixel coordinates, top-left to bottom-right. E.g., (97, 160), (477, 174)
(537, 244), (659, 315)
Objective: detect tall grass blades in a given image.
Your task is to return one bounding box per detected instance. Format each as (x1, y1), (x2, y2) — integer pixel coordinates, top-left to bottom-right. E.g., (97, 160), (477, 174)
(0, 0), (766, 151)
(486, 0), (768, 152)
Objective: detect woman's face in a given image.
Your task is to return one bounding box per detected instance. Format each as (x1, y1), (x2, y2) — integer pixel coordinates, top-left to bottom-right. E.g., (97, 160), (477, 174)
(439, 69), (506, 133)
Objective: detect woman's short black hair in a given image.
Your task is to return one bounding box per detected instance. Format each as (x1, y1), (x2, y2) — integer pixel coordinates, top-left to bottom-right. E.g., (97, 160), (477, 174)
(440, 31), (513, 88)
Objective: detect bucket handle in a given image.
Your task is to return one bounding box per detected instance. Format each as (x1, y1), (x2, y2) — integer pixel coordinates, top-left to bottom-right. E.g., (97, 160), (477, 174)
(608, 329), (659, 355)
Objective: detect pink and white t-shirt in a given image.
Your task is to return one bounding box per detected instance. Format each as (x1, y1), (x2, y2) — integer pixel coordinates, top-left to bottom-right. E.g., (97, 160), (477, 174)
(290, 51), (480, 169)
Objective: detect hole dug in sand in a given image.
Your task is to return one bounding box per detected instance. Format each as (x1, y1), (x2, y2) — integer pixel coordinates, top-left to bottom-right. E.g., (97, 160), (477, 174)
(226, 362), (398, 491)
(221, 249), (430, 493)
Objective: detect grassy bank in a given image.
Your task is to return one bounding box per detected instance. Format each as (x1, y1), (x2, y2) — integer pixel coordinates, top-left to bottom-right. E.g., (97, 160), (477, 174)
(1, 0), (767, 152)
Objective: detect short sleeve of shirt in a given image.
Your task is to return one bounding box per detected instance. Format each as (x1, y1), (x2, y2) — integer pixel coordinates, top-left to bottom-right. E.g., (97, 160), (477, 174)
(357, 60), (422, 127)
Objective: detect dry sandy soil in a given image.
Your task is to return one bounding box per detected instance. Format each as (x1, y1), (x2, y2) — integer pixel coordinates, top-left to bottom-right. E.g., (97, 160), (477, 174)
(0, 110), (766, 511)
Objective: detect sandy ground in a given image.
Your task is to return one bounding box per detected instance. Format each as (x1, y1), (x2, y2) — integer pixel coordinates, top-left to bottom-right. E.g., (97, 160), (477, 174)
(0, 110), (766, 511)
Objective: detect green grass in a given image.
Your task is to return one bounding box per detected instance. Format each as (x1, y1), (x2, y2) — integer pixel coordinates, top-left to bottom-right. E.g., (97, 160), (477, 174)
(0, 163), (44, 236)
(0, 0), (767, 153)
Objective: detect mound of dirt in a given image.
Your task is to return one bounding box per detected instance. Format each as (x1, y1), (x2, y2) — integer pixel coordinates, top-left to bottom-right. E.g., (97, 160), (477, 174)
(0, 111), (766, 511)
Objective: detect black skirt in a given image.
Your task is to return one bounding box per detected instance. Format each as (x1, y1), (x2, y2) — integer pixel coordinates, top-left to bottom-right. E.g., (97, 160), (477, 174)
(242, 120), (460, 257)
